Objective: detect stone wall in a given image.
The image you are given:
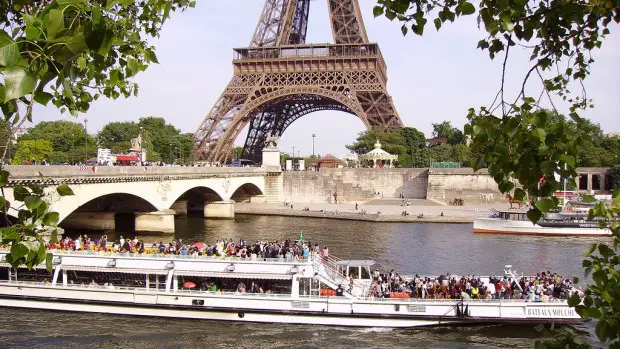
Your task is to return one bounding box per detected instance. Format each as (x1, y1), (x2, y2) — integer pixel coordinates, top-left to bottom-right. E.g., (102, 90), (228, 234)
(282, 168), (429, 203)
(426, 168), (504, 205)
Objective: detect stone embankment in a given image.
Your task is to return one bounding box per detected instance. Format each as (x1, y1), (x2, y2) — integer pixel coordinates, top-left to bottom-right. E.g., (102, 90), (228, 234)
(236, 201), (511, 224)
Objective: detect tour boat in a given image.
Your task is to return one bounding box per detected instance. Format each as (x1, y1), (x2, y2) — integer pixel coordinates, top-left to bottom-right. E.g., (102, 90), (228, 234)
(0, 249), (581, 327)
(474, 202), (612, 237)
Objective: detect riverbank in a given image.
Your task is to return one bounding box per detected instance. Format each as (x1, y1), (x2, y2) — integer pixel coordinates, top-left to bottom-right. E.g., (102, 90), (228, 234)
(236, 200), (511, 223)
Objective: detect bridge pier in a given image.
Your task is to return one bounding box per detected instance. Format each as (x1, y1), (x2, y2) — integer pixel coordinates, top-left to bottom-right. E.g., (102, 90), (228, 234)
(204, 200), (235, 219)
(61, 212), (116, 231)
(135, 210), (176, 234)
(170, 200), (188, 216)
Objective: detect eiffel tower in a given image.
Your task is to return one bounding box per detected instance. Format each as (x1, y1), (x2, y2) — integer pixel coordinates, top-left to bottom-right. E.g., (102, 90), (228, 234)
(194, 0), (402, 164)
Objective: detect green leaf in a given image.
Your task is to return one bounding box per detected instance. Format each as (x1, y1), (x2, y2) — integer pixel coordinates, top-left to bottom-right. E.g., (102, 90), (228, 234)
(373, 6), (384, 17)
(534, 198), (556, 213)
(10, 241), (30, 260)
(0, 170), (9, 186)
(513, 188), (526, 201)
(13, 185), (29, 201)
(0, 30), (19, 67)
(3, 67), (37, 102)
(42, 212), (59, 226)
(56, 184), (74, 196)
(458, 2), (476, 15)
(34, 90), (53, 106)
(77, 56), (87, 70)
(24, 196), (42, 210)
(145, 49), (159, 64)
(567, 294), (581, 307)
(559, 154), (575, 168)
(527, 208), (542, 224)
(47, 9), (65, 39)
(46, 252), (53, 272)
(582, 195), (596, 203)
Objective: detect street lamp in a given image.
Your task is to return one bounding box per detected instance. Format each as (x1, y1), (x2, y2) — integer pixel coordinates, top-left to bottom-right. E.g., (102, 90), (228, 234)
(169, 142), (173, 164)
(312, 134), (316, 157)
(138, 126), (143, 163)
(178, 138), (182, 164)
(84, 118), (88, 163)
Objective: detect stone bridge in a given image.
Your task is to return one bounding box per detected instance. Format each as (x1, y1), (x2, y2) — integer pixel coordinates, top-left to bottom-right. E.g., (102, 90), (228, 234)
(2, 166), (283, 234)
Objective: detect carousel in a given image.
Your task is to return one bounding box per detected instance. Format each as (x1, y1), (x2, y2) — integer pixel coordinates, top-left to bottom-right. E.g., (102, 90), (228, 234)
(360, 140), (398, 168)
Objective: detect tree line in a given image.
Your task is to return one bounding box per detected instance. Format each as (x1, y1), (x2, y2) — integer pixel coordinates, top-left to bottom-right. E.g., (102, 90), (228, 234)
(347, 118), (619, 169)
(3, 117), (195, 165)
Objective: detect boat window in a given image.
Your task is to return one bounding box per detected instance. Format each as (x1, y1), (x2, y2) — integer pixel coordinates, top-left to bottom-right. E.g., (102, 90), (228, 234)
(360, 266), (371, 280)
(349, 266), (359, 279)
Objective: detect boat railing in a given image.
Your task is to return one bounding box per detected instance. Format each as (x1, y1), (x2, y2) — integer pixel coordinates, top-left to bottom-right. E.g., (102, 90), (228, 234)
(311, 254), (368, 297)
(0, 248), (313, 264)
(0, 280), (570, 304)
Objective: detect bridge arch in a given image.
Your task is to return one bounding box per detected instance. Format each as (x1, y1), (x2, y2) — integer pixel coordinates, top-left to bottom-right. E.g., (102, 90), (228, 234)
(230, 183), (264, 203)
(168, 186), (224, 215)
(58, 193), (158, 224)
(50, 183), (164, 224)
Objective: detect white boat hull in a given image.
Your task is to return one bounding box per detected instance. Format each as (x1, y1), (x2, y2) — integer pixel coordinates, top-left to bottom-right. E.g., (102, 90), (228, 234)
(473, 217), (611, 237)
(0, 283), (581, 328)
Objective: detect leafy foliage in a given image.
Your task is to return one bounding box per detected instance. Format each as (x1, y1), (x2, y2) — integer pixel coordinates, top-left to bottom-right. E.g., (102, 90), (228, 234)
(0, 169), (74, 271)
(347, 124), (469, 168)
(432, 121), (465, 146)
(375, 0), (619, 346)
(611, 166), (620, 190)
(96, 117), (195, 164)
(16, 120), (95, 163)
(0, 0), (195, 126)
(0, 0), (195, 270)
(11, 139), (53, 164)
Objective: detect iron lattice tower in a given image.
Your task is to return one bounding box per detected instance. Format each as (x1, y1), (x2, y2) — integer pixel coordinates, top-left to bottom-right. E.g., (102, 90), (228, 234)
(195, 0), (403, 163)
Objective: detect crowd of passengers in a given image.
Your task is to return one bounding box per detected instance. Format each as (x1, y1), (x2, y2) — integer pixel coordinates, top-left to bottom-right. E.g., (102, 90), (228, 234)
(369, 269), (574, 301)
(48, 235), (330, 261)
(42, 236), (574, 301)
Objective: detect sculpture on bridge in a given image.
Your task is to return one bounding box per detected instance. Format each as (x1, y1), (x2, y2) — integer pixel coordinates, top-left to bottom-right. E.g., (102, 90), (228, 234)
(265, 136), (280, 150)
(129, 134), (142, 152)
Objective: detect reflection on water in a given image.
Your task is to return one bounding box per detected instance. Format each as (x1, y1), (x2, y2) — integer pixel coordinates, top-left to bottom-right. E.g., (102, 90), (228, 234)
(3, 214), (605, 348)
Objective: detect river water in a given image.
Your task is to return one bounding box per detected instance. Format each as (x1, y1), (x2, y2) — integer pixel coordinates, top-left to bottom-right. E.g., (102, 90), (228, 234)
(0, 215), (608, 348)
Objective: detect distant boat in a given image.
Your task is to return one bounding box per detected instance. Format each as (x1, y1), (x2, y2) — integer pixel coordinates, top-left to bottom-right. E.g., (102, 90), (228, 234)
(474, 201), (612, 237)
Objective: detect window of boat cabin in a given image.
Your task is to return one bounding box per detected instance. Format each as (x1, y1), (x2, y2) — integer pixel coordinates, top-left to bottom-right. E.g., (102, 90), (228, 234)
(360, 266), (371, 280)
(349, 266), (359, 279)
(347, 266), (372, 280)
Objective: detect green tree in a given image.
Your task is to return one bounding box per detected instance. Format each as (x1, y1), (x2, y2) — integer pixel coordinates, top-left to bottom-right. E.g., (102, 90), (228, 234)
(18, 121), (95, 163)
(432, 121), (465, 145)
(376, 0), (619, 346)
(0, 0), (195, 270)
(401, 127), (428, 167)
(0, 121), (15, 160)
(611, 165), (620, 190)
(11, 139), (53, 164)
(230, 146), (244, 161)
(96, 121), (140, 150)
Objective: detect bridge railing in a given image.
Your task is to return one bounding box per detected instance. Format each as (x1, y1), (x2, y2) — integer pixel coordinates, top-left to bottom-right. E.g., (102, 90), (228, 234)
(3, 165), (268, 179)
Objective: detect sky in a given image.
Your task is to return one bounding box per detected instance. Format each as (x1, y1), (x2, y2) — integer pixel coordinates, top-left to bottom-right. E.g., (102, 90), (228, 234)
(33, 0), (620, 157)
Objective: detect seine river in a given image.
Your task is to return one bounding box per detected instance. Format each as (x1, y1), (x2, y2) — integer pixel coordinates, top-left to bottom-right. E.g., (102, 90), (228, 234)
(0, 215), (607, 348)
